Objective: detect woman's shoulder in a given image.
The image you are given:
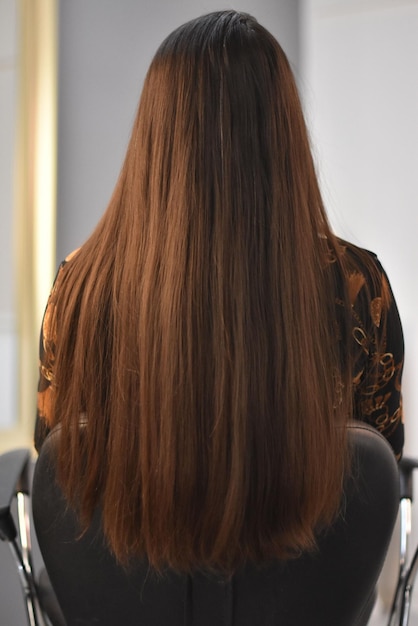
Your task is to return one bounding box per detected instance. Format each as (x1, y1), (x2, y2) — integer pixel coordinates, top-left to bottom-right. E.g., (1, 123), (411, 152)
(336, 238), (391, 312)
(51, 248), (81, 290)
(59, 247), (80, 273)
(337, 238), (382, 277)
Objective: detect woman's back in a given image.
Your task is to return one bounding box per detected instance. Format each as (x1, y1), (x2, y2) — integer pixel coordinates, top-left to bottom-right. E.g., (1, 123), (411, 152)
(35, 10), (404, 574)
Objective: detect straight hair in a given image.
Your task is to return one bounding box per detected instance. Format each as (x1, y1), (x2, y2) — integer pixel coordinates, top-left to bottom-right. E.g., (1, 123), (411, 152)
(47, 11), (355, 573)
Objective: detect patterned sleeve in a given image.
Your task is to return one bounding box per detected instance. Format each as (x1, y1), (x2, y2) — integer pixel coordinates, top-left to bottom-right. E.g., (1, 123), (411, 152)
(34, 251), (78, 451)
(349, 254), (404, 459)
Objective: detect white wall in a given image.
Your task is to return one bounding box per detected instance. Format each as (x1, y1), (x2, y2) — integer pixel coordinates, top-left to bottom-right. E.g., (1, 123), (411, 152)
(301, 0), (418, 614)
(56, 0), (300, 263)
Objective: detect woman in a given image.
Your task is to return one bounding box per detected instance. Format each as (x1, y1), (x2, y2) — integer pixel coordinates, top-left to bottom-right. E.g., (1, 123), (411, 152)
(35, 10), (404, 573)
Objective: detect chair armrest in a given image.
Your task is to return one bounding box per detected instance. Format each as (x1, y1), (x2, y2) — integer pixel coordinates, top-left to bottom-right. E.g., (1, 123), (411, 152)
(0, 449), (31, 541)
(399, 456), (418, 501)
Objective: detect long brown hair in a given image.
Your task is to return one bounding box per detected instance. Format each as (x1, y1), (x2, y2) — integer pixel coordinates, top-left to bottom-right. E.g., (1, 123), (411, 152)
(49, 11), (353, 572)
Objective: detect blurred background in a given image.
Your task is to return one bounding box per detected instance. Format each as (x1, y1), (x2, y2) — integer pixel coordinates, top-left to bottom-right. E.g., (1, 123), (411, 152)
(0, 0), (417, 623)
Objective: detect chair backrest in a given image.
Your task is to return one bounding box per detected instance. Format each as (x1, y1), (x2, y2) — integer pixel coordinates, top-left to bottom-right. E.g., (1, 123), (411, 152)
(32, 422), (399, 626)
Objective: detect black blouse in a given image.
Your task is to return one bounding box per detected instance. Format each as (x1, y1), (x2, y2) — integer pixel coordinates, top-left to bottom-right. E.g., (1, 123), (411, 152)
(336, 243), (404, 458)
(35, 243), (404, 458)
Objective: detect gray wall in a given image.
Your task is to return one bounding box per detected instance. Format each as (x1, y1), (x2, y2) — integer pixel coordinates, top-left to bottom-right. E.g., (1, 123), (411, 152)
(301, 0), (418, 616)
(56, 0), (300, 264)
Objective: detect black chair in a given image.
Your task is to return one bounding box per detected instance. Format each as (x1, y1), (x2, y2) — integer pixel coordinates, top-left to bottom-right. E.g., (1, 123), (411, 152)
(0, 422), (413, 625)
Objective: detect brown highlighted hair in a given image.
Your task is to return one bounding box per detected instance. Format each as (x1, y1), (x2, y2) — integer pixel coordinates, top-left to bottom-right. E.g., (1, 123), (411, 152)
(48, 11), (353, 572)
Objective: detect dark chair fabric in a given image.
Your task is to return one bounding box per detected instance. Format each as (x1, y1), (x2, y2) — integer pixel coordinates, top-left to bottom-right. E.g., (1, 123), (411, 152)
(0, 448), (31, 541)
(31, 422), (399, 626)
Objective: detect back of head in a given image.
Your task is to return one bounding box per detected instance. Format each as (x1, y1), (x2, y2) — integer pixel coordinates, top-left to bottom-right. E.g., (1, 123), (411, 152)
(49, 10), (350, 573)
